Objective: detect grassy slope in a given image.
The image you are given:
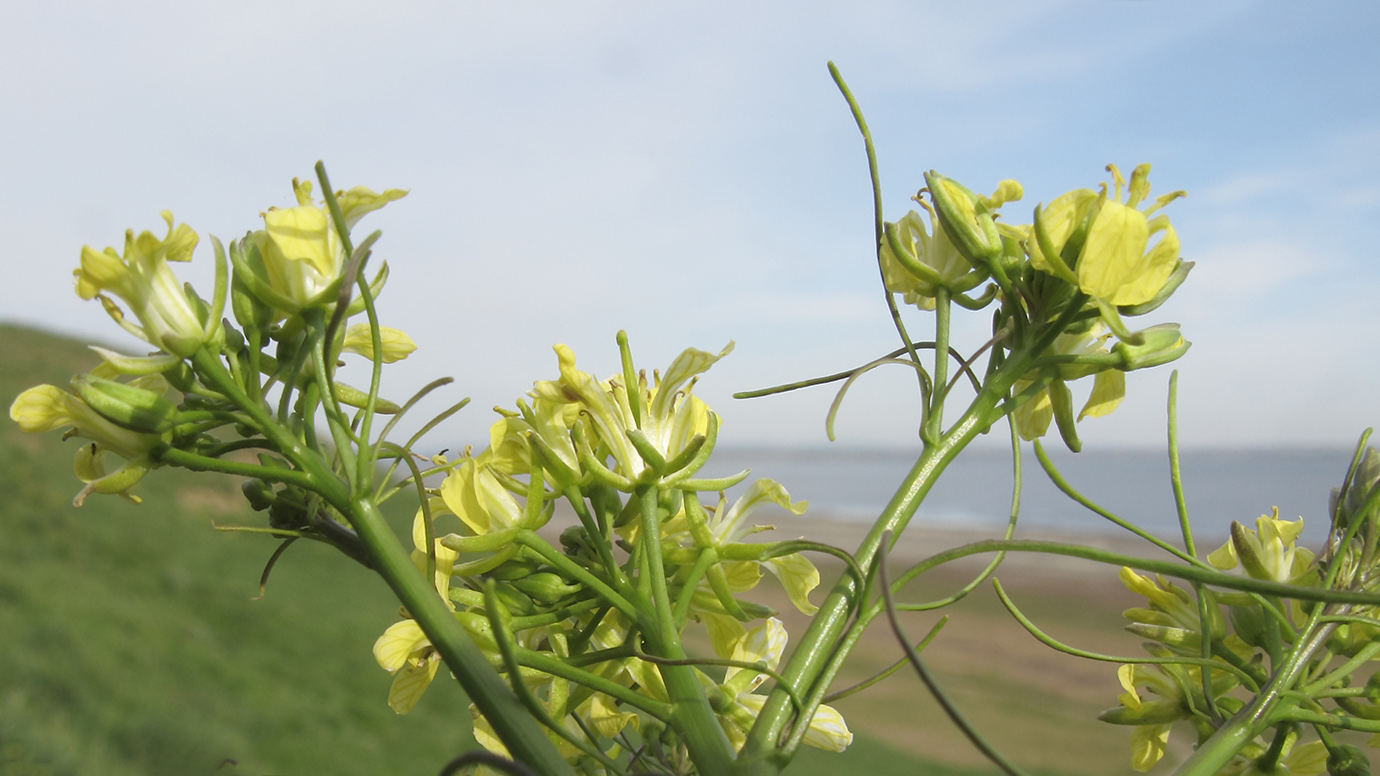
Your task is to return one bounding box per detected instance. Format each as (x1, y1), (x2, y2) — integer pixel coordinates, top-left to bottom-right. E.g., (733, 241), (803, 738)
(0, 324), (960, 776)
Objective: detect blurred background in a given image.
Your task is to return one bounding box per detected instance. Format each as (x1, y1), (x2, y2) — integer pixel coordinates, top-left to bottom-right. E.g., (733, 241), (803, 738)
(3, 2), (1378, 774)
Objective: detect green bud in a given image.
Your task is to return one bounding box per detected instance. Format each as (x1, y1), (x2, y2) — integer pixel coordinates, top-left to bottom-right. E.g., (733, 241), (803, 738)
(1124, 623), (1201, 654)
(1230, 521), (1272, 581)
(1327, 744), (1371, 776)
(1049, 378), (1082, 453)
(490, 581), (535, 616)
(511, 572), (582, 604)
(1113, 324), (1190, 371)
(924, 171), (1003, 267)
(71, 375), (177, 434)
(1229, 603), (1269, 649)
(453, 611), (499, 653)
(229, 237), (275, 332)
(267, 500), (307, 530)
(331, 380), (401, 414)
(1331, 673), (1380, 720)
(487, 559), (540, 581)
(1333, 447), (1380, 531)
(1098, 699), (1186, 725)
(241, 479), (275, 511)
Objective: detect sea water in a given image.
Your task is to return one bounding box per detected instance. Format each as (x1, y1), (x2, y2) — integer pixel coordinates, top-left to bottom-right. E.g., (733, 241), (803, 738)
(707, 446), (1356, 544)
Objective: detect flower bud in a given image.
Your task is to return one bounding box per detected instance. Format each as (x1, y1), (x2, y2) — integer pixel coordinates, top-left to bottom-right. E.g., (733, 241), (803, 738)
(1098, 699), (1186, 725)
(342, 324), (417, 364)
(924, 172), (1004, 267)
(71, 375), (177, 435)
(489, 581), (535, 616)
(1113, 324), (1190, 370)
(1228, 602), (1269, 650)
(1327, 744), (1371, 776)
(1123, 623), (1202, 655)
(241, 479), (276, 512)
(511, 571), (582, 604)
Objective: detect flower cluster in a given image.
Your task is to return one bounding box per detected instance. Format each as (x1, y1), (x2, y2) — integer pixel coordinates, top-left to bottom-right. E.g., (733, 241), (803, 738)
(1102, 476), (1380, 773)
(371, 337), (850, 770)
(10, 173), (414, 523)
(882, 164), (1190, 448)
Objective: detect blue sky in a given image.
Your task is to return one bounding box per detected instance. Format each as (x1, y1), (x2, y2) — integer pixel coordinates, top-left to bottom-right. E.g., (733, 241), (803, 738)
(2, 1), (1377, 451)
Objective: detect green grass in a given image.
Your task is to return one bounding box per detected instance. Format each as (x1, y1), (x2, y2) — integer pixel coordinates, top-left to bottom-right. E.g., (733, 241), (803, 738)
(0, 323), (969, 776)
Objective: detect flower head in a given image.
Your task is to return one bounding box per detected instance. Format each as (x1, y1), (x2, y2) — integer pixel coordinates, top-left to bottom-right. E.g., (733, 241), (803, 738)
(250, 178), (406, 316)
(1033, 164), (1184, 308)
(715, 618), (852, 752)
(1207, 509), (1316, 585)
(9, 375), (170, 504)
(74, 211), (222, 357)
(530, 337), (731, 486)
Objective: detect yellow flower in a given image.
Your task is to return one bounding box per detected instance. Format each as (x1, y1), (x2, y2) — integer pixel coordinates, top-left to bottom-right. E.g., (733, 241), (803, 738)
(1207, 509), (1317, 585)
(880, 207), (985, 310)
(251, 178), (406, 315)
(530, 338), (731, 485)
(372, 508), (461, 714)
(1033, 164), (1185, 309)
(74, 211), (222, 357)
(716, 618), (852, 752)
(1119, 567), (1225, 656)
(9, 375), (169, 504)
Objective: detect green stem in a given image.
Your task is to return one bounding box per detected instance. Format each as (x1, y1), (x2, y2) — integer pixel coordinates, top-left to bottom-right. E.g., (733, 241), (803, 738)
(352, 498), (576, 776)
(1173, 622), (1337, 776)
(925, 289), (952, 444)
(736, 389), (1004, 773)
(635, 486), (736, 775)
(191, 347), (573, 775)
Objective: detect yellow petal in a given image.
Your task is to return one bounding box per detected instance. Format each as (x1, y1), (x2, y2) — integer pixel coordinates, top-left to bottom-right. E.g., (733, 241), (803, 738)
(263, 204), (335, 278)
(387, 658), (440, 714)
(342, 323), (417, 363)
(801, 703), (852, 752)
(765, 553), (820, 615)
(373, 619), (428, 672)
(1013, 381), (1053, 441)
(1108, 219), (1179, 306)
(10, 385), (74, 432)
(1116, 664), (1142, 710)
(1129, 724), (1170, 772)
(336, 185), (408, 229)
(1078, 200), (1149, 300)
(588, 692), (639, 739)
(1079, 370), (1124, 420)
(1206, 539), (1239, 570)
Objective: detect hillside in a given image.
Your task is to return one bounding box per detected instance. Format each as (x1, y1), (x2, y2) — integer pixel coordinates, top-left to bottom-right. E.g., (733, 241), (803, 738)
(0, 324), (952, 776)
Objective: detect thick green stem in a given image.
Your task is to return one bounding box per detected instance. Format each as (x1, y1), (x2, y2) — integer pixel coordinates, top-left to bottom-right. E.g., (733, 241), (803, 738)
(735, 389), (1003, 773)
(350, 498), (576, 776)
(1173, 622), (1337, 776)
(190, 347), (573, 775)
(636, 486), (737, 775)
